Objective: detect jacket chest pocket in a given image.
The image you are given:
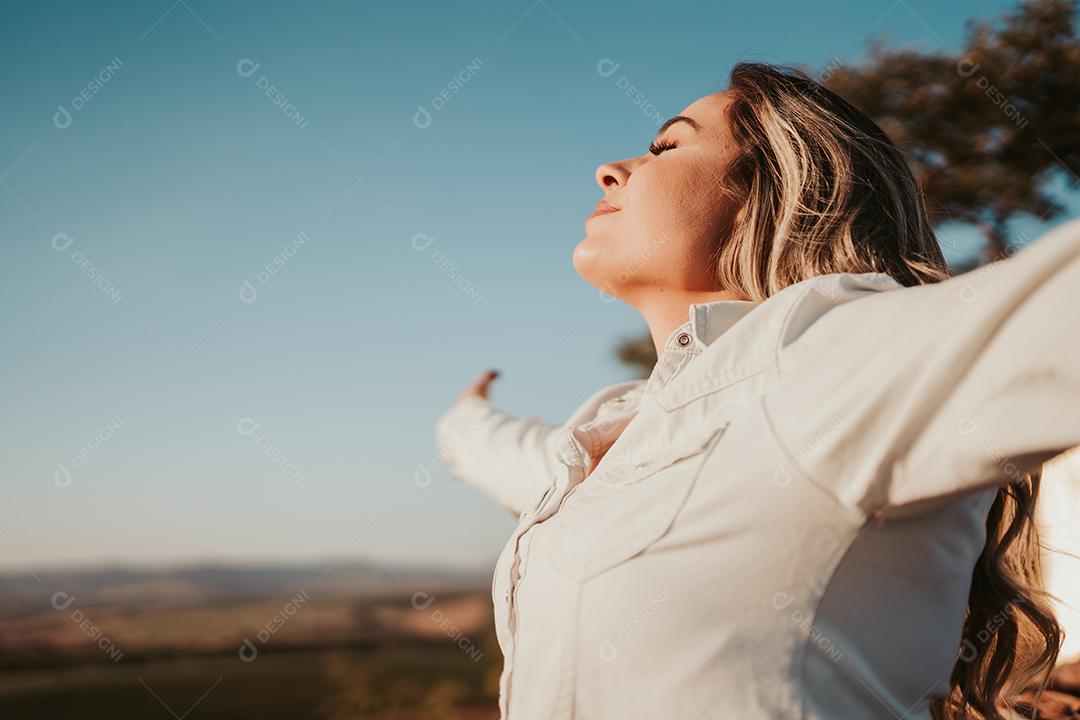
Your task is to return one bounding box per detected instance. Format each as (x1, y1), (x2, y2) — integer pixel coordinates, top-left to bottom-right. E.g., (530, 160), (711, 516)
(548, 423), (728, 583)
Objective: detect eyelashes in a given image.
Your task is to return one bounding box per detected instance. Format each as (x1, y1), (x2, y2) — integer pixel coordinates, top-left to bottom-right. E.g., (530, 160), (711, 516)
(648, 139), (678, 156)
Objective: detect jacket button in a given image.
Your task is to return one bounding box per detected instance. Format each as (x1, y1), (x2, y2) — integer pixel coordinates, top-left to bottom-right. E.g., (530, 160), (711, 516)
(676, 332), (692, 346)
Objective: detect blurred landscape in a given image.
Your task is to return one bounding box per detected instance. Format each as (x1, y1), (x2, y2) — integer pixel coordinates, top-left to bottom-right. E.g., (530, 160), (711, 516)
(0, 561), (501, 719)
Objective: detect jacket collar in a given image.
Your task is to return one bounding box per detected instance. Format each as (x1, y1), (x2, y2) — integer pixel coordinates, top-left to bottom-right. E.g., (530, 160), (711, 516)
(649, 273), (904, 411)
(660, 297), (761, 352)
(689, 298), (762, 347)
(647, 298), (761, 400)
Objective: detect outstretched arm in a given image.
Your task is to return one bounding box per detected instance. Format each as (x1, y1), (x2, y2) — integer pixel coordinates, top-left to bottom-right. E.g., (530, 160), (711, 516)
(435, 370), (564, 518)
(764, 217), (1080, 519)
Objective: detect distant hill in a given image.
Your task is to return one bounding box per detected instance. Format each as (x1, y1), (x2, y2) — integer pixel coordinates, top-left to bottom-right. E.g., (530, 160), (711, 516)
(0, 558), (489, 620)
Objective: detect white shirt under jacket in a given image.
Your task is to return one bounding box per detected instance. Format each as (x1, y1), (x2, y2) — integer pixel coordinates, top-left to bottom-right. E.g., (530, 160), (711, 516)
(434, 217), (1080, 720)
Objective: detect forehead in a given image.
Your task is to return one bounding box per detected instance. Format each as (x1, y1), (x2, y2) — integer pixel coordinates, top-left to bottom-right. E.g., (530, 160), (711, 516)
(676, 92), (733, 134)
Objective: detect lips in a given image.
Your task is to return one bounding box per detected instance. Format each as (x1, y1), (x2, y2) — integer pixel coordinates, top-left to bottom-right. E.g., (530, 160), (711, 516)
(587, 200), (621, 221)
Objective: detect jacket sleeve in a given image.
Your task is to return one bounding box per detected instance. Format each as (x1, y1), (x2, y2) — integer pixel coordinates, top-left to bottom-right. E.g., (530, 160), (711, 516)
(763, 217), (1080, 519)
(435, 395), (564, 518)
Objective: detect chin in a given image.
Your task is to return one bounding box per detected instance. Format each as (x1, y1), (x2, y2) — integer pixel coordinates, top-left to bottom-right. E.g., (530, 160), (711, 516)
(571, 237), (601, 283)
(572, 239), (622, 299)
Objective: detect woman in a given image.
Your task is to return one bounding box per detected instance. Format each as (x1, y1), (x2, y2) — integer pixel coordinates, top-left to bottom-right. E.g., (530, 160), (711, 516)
(434, 63), (1080, 719)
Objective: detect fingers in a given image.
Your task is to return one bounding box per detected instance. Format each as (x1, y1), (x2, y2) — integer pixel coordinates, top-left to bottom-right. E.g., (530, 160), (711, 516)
(458, 369), (500, 401)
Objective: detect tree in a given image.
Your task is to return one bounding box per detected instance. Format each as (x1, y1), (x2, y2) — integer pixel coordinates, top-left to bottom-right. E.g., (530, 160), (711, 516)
(616, 0), (1080, 379)
(823, 0), (1080, 266)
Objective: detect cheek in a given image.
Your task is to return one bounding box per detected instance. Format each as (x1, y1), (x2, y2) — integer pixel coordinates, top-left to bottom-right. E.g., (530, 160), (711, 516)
(632, 163), (701, 235)
(660, 169), (721, 232)
(640, 161), (736, 257)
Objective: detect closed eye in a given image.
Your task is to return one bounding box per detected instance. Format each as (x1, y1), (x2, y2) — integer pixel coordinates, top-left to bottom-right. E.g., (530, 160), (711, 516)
(648, 139), (678, 156)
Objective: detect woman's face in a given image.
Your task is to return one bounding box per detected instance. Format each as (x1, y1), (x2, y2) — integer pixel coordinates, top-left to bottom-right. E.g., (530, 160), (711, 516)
(573, 91), (743, 302)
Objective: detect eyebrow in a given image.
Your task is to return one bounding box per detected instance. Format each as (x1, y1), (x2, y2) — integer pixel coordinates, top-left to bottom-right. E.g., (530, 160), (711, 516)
(655, 115), (702, 140)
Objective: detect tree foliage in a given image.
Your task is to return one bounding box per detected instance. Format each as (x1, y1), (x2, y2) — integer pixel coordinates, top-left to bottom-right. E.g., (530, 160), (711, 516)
(822, 0), (1080, 265)
(616, 0), (1080, 378)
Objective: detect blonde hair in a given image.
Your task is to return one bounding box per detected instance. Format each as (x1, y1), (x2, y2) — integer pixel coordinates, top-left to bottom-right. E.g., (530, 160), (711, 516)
(716, 62), (1062, 719)
(714, 62), (949, 298)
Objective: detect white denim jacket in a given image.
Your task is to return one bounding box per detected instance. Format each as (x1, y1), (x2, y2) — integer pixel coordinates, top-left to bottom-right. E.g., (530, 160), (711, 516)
(434, 217), (1080, 720)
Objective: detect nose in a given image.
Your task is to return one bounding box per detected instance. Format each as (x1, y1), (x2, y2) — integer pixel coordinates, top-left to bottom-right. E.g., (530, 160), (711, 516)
(595, 159), (631, 191)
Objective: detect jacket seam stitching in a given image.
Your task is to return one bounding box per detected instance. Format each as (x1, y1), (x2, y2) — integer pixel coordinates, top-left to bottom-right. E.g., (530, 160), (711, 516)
(758, 392), (869, 521)
(794, 516), (870, 720)
(774, 282), (819, 380)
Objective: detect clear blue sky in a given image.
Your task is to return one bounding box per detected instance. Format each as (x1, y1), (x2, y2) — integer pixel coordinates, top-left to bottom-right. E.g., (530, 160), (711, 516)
(2, 0), (1071, 574)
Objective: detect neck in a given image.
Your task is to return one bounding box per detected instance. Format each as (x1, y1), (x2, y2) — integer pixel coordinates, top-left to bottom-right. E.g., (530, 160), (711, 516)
(635, 288), (743, 358)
